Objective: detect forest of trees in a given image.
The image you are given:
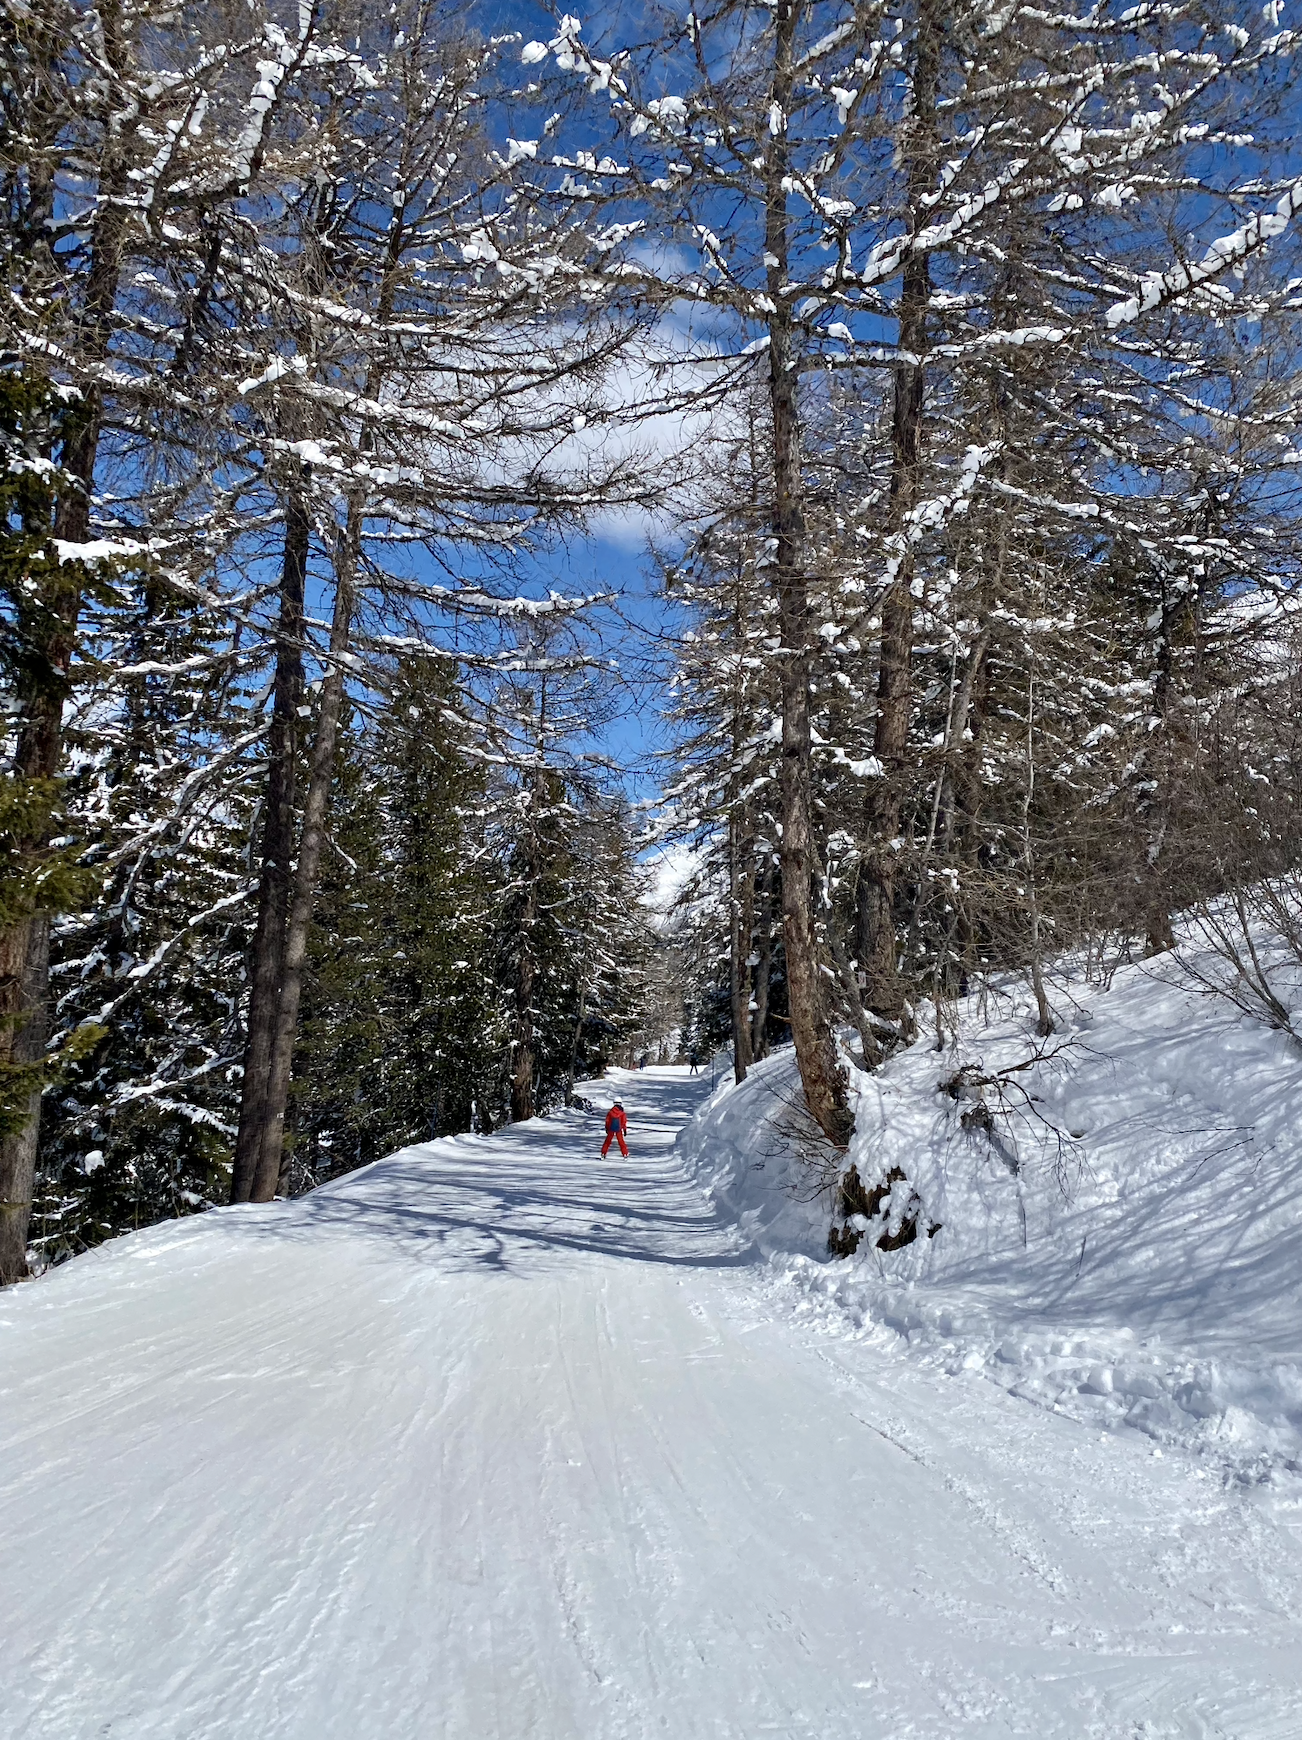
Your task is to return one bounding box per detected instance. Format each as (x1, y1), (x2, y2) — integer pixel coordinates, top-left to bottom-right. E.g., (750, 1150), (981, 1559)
(4, 0), (1302, 1282)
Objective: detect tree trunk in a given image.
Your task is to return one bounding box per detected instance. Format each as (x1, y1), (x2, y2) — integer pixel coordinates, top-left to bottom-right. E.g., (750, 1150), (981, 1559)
(824, 906), (884, 1071)
(765, 0), (853, 1148)
(751, 864), (773, 1061)
(0, 918), (51, 1283)
(937, 625), (991, 851)
(1141, 580), (1184, 955)
(241, 185), (409, 1197)
(511, 908), (538, 1123)
(855, 0), (940, 1032)
(1022, 673), (1055, 1036)
(248, 506), (360, 1200)
(511, 852), (538, 1121)
(0, 163), (128, 1280)
(563, 968), (589, 1107)
(510, 698), (548, 1123)
(230, 488), (309, 1202)
(728, 814), (754, 1085)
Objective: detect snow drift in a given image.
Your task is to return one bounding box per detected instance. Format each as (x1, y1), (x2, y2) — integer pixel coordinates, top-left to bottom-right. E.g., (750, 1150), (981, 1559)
(680, 947), (1302, 1483)
(675, 1048), (834, 1258)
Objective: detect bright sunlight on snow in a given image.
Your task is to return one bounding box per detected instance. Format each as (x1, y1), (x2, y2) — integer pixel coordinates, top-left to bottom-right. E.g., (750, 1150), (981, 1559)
(5, 998), (1302, 1738)
(11, 4), (1302, 1735)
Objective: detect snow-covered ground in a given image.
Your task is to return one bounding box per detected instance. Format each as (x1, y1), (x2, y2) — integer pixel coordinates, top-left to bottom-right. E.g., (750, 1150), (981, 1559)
(688, 947), (1302, 1490)
(4, 1048), (1302, 1737)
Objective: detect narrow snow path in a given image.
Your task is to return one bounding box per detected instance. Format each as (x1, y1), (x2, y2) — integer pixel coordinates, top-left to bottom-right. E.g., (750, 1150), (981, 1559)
(3, 1067), (1301, 1738)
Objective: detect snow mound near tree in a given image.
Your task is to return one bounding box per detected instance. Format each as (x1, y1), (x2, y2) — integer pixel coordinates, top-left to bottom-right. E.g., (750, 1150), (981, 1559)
(684, 953), (1302, 1482)
(676, 1049), (836, 1258)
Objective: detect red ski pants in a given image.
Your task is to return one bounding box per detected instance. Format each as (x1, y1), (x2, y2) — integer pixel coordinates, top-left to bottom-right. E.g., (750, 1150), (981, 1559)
(601, 1129), (628, 1157)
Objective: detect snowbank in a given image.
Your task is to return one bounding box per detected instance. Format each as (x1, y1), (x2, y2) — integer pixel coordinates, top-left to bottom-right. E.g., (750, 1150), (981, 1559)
(681, 953), (1302, 1483)
(676, 1049), (834, 1258)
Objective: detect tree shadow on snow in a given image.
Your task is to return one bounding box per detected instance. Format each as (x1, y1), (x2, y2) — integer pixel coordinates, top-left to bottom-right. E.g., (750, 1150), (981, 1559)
(222, 1095), (756, 1277)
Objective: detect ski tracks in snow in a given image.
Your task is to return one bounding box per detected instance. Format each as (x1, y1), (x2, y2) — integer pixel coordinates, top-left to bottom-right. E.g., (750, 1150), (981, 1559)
(3, 1064), (1302, 1738)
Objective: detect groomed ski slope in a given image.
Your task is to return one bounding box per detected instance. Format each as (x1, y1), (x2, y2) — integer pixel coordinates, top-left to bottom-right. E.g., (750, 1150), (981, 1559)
(3, 1063), (1302, 1739)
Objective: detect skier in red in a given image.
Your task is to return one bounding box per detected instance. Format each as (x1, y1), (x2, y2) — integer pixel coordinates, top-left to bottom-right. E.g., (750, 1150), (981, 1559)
(601, 1101), (628, 1158)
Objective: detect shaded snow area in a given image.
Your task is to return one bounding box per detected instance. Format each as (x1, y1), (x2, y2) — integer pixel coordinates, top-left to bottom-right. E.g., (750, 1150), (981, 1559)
(5, 1062), (1302, 1736)
(704, 952), (1302, 1488)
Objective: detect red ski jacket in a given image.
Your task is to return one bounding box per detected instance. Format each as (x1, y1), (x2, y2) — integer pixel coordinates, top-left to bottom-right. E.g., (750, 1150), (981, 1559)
(605, 1106), (627, 1135)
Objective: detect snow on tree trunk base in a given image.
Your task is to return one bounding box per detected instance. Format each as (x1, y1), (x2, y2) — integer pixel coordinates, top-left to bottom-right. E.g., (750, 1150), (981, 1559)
(828, 1163), (940, 1259)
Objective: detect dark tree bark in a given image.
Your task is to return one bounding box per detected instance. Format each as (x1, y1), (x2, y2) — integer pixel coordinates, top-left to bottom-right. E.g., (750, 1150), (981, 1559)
(230, 486), (309, 1203)
(0, 0), (308, 1269)
(825, 907), (883, 1070)
(766, 0), (853, 1148)
(510, 843), (539, 1124)
(1140, 557), (1196, 956)
(242, 171), (407, 1197)
(937, 625), (991, 852)
(508, 691), (550, 1124)
(728, 813), (755, 1085)
(0, 83), (129, 1279)
(750, 864), (773, 1061)
(248, 508), (360, 1200)
(855, 0), (940, 1034)
(0, 917), (52, 1284)
(563, 968), (589, 1107)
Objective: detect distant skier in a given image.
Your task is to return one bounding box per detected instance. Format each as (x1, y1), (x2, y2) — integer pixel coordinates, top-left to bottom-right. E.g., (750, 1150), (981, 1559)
(688, 1050), (700, 1075)
(601, 1101), (628, 1158)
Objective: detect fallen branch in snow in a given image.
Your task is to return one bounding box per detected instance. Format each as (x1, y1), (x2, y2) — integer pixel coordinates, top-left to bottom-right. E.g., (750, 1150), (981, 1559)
(938, 1036), (1087, 1199)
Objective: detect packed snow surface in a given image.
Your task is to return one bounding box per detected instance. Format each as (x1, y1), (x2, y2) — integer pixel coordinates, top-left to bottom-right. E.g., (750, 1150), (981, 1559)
(5, 1049), (1302, 1737)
